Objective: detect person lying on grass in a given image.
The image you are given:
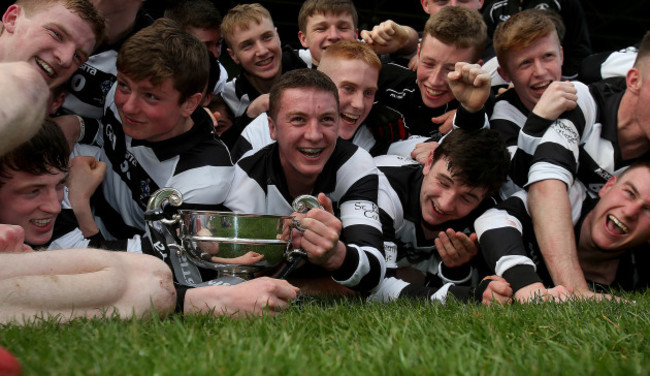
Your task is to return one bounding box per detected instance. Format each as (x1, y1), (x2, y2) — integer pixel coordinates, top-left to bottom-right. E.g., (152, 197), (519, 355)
(371, 128), (513, 305)
(0, 120), (176, 324)
(475, 160), (650, 302)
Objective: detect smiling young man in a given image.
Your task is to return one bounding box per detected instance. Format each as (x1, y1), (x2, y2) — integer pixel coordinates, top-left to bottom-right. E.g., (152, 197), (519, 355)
(0, 119), (177, 323)
(488, 13), (650, 300)
(475, 160), (650, 301)
(231, 40), (407, 161)
(219, 3), (306, 138)
(371, 128), (512, 304)
(374, 6), (488, 139)
(0, 0), (104, 89)
(224, 68), (386, 295)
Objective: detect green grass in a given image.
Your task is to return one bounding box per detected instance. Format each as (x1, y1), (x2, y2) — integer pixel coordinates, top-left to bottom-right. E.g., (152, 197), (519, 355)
(2, 291), (650, 375)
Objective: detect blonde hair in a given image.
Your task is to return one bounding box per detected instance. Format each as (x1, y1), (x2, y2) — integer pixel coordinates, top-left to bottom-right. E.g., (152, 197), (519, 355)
(320, 40), (380, 71)
(221, 3), (273, 48)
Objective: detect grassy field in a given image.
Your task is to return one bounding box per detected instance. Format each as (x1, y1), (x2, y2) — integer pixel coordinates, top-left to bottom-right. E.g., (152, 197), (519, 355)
(1, 291), (649, 375)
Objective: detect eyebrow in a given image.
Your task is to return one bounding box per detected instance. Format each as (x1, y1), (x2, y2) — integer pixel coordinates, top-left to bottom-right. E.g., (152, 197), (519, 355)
(437, 172), (481, 201)
(48, 22), (91, 60)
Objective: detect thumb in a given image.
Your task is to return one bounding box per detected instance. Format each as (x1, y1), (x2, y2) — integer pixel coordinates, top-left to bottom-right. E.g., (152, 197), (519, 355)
(317, 193), (334, 214)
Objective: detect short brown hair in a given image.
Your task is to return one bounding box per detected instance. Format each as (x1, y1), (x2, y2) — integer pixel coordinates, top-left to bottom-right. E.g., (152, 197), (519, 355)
(633, 31), (650, 68)
(221, 3), (272, 48)
(421, 6), (487, 63)
(298, 0), (358, 33)
(0, 119), (69, 185)
(493, 9), (565, 72)
(16, 0), (105, 50)
(268, 69), (339, 120)
(116, 18), (209, 104)
(164, 0), (222, 31)
(320, 40), (381, 71)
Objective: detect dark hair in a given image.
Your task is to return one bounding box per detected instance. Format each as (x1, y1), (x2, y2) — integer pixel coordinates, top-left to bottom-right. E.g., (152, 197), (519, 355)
(163, 0), (222, 30)
(634, 30), (650, 67)
(298, 0), (358, 32)
(618, 159), (650, 179)
(422, 6), (487, 63)
(0, 119), (69, 185)
(116, 18), (209, 104)
(433, 128), (510, 195)
(268, 69), (339, 120)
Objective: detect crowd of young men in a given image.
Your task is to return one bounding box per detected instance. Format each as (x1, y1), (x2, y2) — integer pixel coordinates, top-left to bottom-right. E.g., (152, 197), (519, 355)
(0, 0), (648, 324)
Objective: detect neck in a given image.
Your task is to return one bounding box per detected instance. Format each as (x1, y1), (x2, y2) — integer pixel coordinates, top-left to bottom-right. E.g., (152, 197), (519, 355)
(617, 91), (650, 160)
(577, 212), (623, 285)
(245, 68), (282, 95)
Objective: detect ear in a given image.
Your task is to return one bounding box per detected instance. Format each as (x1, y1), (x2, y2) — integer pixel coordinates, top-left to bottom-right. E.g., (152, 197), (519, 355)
(227, 47), (240, 65)
(420, 0), (431, 14)
(598, 175), (617, 198)
(2, 5), (22, 34)
(417, 42), (421, 57)
(476, 59), (484, 67)
(497, 64), (510, 83)
(626, 67), (642, 94)
(268, 115), (278, 141)
(48, 91), (66, 115)
(353, 28), (359, 40)
(421, 151), (435, 175)
(181, 92), (203, 117)
(298, 30), (309, 49)
(559, 45), (564, 66)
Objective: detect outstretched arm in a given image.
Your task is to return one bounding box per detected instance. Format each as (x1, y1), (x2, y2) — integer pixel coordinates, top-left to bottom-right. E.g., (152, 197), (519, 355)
(0, 249), (176, 324)
(360, 20), (419, 56)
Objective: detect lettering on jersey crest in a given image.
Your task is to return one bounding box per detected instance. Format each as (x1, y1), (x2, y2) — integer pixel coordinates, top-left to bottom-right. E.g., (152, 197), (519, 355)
(354, 201), (380, 220)
(105, 123), (118, 151)
(552, 120), (579, 146)
(140, 179), (152, 202)
(384, 242), (398, 268)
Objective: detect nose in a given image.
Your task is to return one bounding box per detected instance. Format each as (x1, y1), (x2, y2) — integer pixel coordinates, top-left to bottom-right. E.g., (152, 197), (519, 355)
(427, 66), (446, 87)
(120, 93), (138, 115)
(437, 190), (456, 213)
(350, 91), (364, 110)
(326, 25), (341, 41)
(41, 189), (62, 215)
(255, 40), (270, 56)
(532, 59), (545, 76)
(620, 200), (643, 220)
(304, 119), (324, 142)
(54, 43), (76, 68)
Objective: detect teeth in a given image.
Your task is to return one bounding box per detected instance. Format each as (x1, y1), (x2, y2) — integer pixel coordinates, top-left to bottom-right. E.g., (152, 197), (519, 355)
(35, 57), (54, 77)
(608, 215), (628, 234)
(531, 81), (551, 89)
(256, 57), (272, 66)
(341, 113), (359, 124)
(426, 88), (444, 96)
(31, 218), (52, 227)
(432, 201), (444, 215)
(300, 148), (322, 158)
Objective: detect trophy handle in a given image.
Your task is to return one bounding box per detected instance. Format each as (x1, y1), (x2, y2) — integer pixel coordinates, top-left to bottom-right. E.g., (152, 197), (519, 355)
(277, 195), (324, 279)
(144, 187), (184, 259)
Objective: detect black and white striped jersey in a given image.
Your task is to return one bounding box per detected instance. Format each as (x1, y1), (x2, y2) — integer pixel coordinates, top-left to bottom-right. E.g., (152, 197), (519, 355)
(223, 140), (385, 293)
(61, 10), (153, 119)
(514, 77), (648, 198)
(371, 155), (494, 304)
(86, 91), (234, 240)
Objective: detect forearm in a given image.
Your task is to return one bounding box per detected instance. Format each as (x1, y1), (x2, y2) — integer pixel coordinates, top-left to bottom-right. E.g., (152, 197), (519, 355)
(528, 180), (588, 292)
(70, 197), (99, 238)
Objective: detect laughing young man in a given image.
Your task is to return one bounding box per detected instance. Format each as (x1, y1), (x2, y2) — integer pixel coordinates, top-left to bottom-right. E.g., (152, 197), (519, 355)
(0, 0), (104, 89)
(224, 68), (386, 295)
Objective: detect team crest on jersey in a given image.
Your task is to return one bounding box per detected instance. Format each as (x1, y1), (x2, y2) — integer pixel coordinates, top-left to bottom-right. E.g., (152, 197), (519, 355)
(101, 79), (114, 95)
(140, 179), (152, 202)
(552, 120), (579, 146)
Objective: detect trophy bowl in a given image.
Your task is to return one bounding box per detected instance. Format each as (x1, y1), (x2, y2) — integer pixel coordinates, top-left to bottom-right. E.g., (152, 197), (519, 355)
(176, 210), (293, 277)
(145, 187), (314, 281)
